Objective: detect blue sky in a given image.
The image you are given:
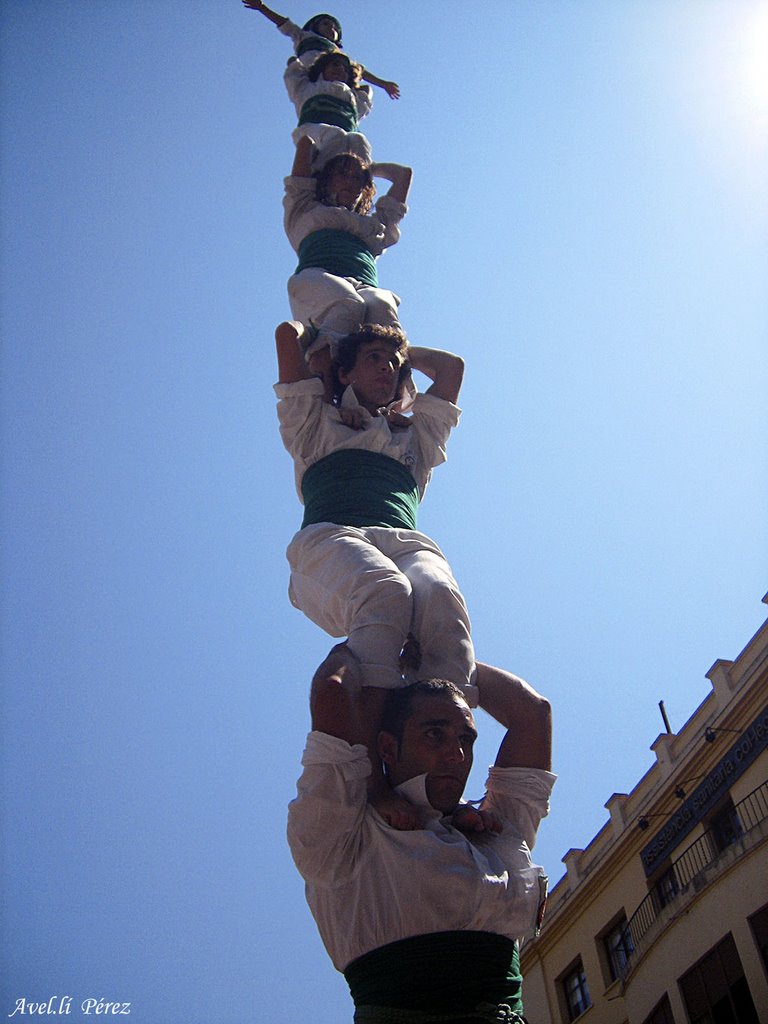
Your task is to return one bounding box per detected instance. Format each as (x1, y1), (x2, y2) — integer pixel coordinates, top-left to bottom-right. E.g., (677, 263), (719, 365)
(1, 1), (766, 1022)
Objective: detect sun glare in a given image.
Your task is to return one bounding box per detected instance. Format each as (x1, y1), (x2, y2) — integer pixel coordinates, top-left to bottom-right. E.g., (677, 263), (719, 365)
(679, 2), (768, 173)
(739, 4), (768, 128)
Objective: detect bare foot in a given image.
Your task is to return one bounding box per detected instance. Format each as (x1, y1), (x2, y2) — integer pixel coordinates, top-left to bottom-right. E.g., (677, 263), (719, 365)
(370, 788), (422, 831)
(338, 406), (365, 430)
(399, 633), (421, 673)
(451, 804), (502, 835)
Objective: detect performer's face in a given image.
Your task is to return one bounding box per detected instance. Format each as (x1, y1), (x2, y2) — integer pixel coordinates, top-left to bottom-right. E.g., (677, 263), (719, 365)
(313, 17), (339, 42)
(324, 163), (367, 210)
(381, 695), (477, 813)
(321, 57), (350, 84)
(338, 341), (404, 412)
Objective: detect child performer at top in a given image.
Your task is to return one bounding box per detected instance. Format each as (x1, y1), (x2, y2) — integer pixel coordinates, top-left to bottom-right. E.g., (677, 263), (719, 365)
(242, 1), (400, 98)
(284, 134), (411, 368)
(274, 322), (477, 825)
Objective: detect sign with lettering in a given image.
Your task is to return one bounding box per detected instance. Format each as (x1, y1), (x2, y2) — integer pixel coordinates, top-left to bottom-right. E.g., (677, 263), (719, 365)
(640, 702), (768, 877)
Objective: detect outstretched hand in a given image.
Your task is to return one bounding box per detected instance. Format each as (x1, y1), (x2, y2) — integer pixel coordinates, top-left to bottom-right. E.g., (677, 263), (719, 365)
(382, 80), (400, 100)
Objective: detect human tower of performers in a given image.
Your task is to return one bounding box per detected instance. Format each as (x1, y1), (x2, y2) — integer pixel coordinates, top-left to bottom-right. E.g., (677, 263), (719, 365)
(245, 5), (557, 1022)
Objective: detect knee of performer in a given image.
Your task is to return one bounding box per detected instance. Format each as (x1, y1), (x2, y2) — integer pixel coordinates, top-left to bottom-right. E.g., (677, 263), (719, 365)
(346, 575), (413, 634)
(346, 621), (409, 687)
(330, 290), (367, 321)
(364, 295), (399, 324)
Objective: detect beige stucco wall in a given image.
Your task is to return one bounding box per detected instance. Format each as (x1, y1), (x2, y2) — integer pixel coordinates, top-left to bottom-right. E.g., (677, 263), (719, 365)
(522, 752), (768, 1023)
(624, 836), (768, 1022)
(521, 605), (768, 1024)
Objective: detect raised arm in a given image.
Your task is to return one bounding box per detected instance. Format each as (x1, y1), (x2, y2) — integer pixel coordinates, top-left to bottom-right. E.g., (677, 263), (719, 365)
(361, 68), (401, 100)
(309, 644), (365, 741)
(275, 321), (313, 384)
(288, 646), (369, 885)
(291, 134), (315, 177)
(406, 346), (464, 404)
(369, 161), (412, 205)
(475, 663), (552, 770)
(310, 645), (422, 830)
(241, 0), (288, 28)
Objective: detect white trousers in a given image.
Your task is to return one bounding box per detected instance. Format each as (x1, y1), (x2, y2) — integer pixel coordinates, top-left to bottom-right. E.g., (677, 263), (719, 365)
(288, 268), (401, 356)
(291, 123), (372, 169)
(287, 523), (477, 702)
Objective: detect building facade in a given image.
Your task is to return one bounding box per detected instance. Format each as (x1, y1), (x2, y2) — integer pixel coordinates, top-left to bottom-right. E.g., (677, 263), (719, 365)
(521, 594), (768, 1024)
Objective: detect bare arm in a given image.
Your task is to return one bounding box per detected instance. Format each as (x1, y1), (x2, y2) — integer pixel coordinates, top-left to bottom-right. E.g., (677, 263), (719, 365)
(370, 162), (412, 205)
(475, 663), (552, 770)
(288, 646), (367, 884)
(309, 644), (365, 740)
(310, 646), (421, 829)
(406, 346), (464, 404)
(241, 0), (288, 27)
(275, 321), (312, 384)
(361, 68), (400, 100)
(291, 134), (314, 177)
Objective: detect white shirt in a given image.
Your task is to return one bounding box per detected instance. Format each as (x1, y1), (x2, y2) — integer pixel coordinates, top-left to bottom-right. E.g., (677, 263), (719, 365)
(287, 731), (556, 971)
(283, 59), (373, 121)
(278, 18), (340, 66)
(283, 175), (407, 256)
(274, 378), (460, 502)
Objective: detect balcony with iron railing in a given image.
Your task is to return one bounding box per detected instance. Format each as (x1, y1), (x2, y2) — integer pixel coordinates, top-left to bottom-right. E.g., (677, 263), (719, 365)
(618, 779), (768, 981)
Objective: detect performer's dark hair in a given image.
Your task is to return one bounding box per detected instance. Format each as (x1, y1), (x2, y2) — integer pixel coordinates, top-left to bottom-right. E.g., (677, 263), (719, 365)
(380, 680), (467, 744)
(307, 51), (361, 87)
(332, 325), (410, 406)
(315, 153), (374, 214)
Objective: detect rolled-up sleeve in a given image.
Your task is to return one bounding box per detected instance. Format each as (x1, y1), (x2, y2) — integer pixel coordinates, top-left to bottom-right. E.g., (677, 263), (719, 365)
(283, 175), (318, 252)
(278, 18), (302, 47)
(283, 59), (308, 106)
(287, 732), (372, 885)
(409, 393), (461, 484)
(274, 378), (325, 460)
(374, 194), (408, 252)
(482, 767), (557, 851)
(355, 84), (373, 119)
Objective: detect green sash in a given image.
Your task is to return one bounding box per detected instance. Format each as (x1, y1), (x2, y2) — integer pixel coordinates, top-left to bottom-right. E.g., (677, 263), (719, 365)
(301, 449), (419, 530)
(344, 931), (523, 1016)
(298, 93), (358, 131)
(295, 229), (378, 286)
